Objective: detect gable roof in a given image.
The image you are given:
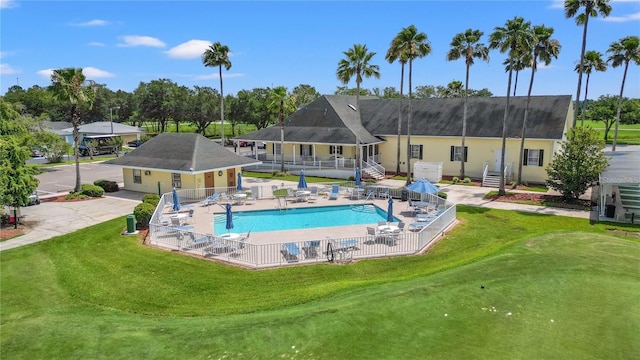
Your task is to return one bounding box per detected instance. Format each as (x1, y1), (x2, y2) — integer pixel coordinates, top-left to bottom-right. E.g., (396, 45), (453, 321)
(104, 133), (261, 173)
(236, 95), (383, 145)
(361, 95), (572, 139)
(239, 95), (572, 143)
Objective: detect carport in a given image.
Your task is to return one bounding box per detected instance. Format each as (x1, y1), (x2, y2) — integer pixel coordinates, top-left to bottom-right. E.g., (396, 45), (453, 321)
(599, 151), (640, 222)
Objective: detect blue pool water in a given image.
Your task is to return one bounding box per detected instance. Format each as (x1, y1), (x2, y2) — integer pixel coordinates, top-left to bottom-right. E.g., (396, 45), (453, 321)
(213, 204), (399, 234)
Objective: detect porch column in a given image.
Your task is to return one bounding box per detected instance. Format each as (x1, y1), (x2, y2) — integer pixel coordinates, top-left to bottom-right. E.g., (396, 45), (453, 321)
(292, 144), (296, 165)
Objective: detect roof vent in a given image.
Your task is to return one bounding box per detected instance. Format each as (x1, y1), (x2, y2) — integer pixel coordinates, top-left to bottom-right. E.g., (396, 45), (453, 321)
(348, 104), (357, 111)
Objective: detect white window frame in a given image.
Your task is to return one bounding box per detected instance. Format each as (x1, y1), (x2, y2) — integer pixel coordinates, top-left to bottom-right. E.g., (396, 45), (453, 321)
(172, 173), (182, 188)
(410, 144), (423, 159)
(133, 169), (142, 184)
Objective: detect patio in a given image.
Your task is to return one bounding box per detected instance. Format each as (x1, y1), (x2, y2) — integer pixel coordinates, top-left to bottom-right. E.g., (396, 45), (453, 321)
(149, 180), (457, 268)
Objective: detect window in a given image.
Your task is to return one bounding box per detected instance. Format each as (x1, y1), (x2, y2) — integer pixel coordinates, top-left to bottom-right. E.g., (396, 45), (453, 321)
(172, 173), (182, 188)
(410, 144), (423, 159)
(300, 144), (312, 157)
(133, 169), (142, 184)
(450, 146), (468, 162)
(274, 143), (282, 155)
(329, 145), (343, 155)
(523, 149), (544, 166)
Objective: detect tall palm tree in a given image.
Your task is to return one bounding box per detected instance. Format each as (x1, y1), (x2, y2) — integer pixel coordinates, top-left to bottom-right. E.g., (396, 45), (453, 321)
(489, 16), (533, 195)
(386, 25), (431, 185)
(49, 68), (96, 193)
(337, 43), (380, 169)
(267, 86), (296, 173)
(446, 28), (490, 179)
(575, 50), (607, 125)
(517, 25), (561, 185)
(607, 35), (640, 151)
(564, 0), (612, 127)
(202, 42), (232, 145)
(386, 39), (408, 175)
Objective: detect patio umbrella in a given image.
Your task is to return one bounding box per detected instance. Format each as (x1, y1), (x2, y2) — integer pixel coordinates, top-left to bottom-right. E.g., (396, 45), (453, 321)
(297, 170), (308, 189)
(237, 172), (243, 191)
(172, 188), (181, 212)
(406, 179), (440, 195)
(386, 197), (394, 223)
(355, 167), (361, 187)
(225, 203), (234, 234)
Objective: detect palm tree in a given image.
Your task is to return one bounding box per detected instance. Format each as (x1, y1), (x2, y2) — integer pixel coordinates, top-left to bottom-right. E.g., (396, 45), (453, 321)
(607, 35), (640, 151)
(386, 25), (431, 185)
(49, 68), (96, 193)
(386, 38), (409, 175)
(202, 42), (232, 145)
(575, 50), (607, 125)
(564, 0), (612, 127)
(446, 28), (490, 179)
(502, 52), (529, 96)
(337, 43), (380, 169)
(267, 86), (296, 173)
(517, 25), (561, 185)
(489, 16), (533, 195)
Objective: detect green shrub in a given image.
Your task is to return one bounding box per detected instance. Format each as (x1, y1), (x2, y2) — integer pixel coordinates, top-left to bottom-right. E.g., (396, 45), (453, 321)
(80, 184), (104, 198)
(437, 191), (448, 199)
(452, 176), (460, 183)
(94, 179), (119, 193)
(142, 193), (160, 206)
(65, 193), (89, 200)
(133, 202), (156, 228)
(463, 177), (471, 183)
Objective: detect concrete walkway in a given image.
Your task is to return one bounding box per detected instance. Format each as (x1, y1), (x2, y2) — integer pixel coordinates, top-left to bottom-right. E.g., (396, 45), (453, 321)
(0, 180), (592, 252)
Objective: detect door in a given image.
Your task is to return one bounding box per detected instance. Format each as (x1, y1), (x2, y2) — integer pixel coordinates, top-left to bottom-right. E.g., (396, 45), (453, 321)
(227, 168), (236, 188)
(494, 149), (507, 172)
(204, 172), (214, 195)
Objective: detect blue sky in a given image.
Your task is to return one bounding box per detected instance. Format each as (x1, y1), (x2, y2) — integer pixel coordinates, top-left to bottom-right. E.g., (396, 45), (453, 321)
(1, 0), (639, 99)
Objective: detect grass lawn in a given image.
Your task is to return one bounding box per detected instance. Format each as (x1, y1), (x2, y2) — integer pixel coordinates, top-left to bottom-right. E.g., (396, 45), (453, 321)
(1, 206), (639, 359)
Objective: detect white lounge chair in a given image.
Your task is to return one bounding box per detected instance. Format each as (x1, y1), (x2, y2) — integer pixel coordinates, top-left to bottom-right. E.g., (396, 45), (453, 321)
(328, 185), (340, 200)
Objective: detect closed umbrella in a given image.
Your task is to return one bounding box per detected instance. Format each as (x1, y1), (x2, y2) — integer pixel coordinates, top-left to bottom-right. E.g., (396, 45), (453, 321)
(386, 197), (394, 223)
(406, 179), (439, 195)
(225, 203), (234, 234)
(172, 188), (181, 212)
(237, 172), (243, 191)
(355, 167), (361, 187)
(297, 170), (308, 189)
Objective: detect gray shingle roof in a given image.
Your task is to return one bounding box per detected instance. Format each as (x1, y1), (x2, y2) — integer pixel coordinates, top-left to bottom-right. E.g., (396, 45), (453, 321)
(104, 133), (261, 173)
(238, 95), (572, 143)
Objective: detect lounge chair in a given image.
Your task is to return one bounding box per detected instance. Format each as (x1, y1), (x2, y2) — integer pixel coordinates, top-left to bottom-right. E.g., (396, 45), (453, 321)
(282, 242), (302, 262)
(199, 193), (220, 207)
(203, 236), (228, 255)
(307, 187), (318, 202)
(328, 185), (340, 200)
(303, 240), (321, 259)
(182, 233), (211, 250)
(408, 221), (432, 232)
(378, 187), (389, 199)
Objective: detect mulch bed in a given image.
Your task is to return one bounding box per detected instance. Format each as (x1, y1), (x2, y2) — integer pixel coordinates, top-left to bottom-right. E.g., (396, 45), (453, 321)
(487, 192), (594, 210)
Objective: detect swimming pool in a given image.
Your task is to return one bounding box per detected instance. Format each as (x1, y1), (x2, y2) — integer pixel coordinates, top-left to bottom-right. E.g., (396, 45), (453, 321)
(213, 204), (399, 234)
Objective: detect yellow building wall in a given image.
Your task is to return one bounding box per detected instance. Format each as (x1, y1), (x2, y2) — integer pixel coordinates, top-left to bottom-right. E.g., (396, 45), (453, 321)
(377, 136), (556, 184)
(122, 167), (242, 195)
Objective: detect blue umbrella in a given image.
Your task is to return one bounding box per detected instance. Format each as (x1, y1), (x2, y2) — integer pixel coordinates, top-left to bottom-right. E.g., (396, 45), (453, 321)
(237, 172), (243, 191)
(406, 179), (440, 194)
(172, 188), (181, 212)
(225, 203), (234, 234)
(297, 170), (308, 189)
(355, 167), (361, 187)
(386, 197), (394, 223)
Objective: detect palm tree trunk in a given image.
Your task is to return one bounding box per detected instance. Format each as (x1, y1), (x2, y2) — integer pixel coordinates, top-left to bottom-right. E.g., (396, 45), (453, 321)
(219, 65), (225, 145)
(396, 64), (405, 175)
(355, 84), (361, 170)
(405, 59), (413, 186)
(581, 73), (591, 124)
(72, 106), (81, 193)
(518, 60), (537, 185)
(575, 7), (591, 127)
(513, 70), (519, 97)
(280, 100), (285, 172)
(612, 61), (629, 152)
(461, 64), (470, 179)
(500, 68), (514, 196)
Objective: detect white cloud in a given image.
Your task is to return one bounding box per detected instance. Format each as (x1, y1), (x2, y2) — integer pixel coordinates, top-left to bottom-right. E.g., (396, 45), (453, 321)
(70, 19), (109, 27)
(83, 67), (115, 78)
(165, 39), (211, 59)
(37, 69), (54, 79)
(117, 35), (166, 48)
(0, 0), (18, 9)
(196, 73), (244, 80)
(548, 0), (563, 10)
(0, 63), (20, 75)
(602, 11), (640, 22)
(88, 41), (106, 47)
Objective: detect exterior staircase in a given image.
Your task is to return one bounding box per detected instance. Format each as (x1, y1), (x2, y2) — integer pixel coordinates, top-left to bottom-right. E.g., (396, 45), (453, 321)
(482, 171), (504, 188)
(363, 166), (385, 180)
(618, 185), (640, 220)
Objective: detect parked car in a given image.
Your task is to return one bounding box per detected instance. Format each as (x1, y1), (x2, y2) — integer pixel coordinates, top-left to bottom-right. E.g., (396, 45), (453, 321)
(31, 148), (42, 157)
(236, 141), (248, 147)
(127, 139), (144, 147)
(257, 142), (266, 149)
